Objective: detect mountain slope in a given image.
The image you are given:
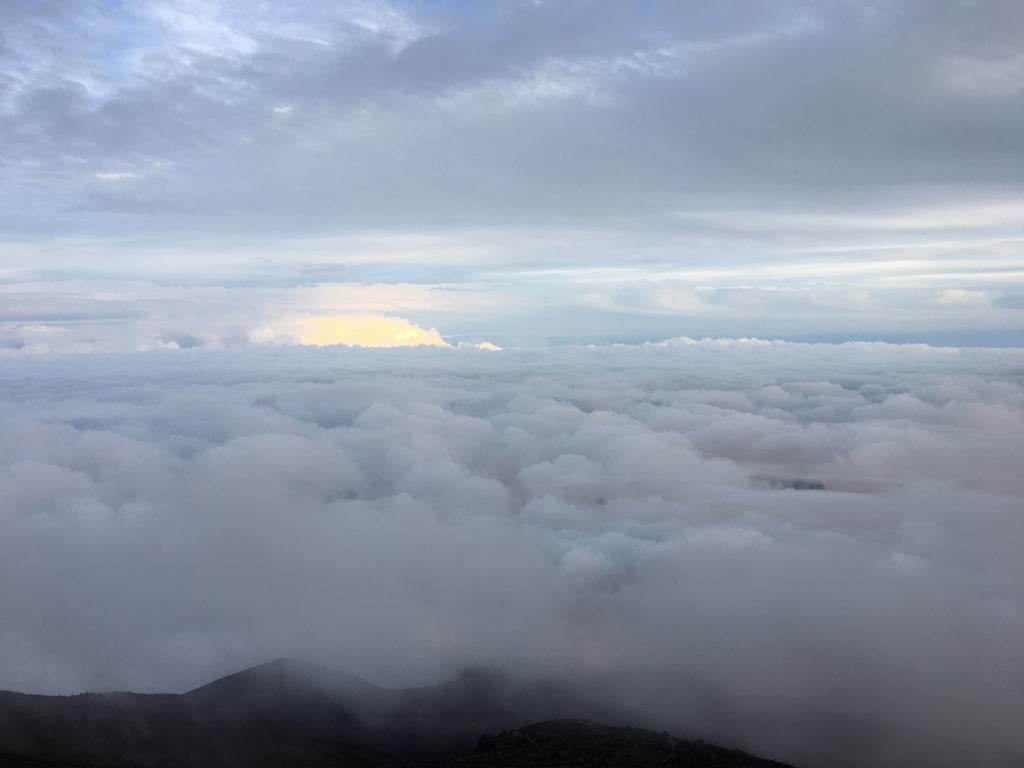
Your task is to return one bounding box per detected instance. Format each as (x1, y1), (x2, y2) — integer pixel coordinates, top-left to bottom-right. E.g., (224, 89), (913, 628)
(430, 719), (795, 767)
(0, 661), (796, 768)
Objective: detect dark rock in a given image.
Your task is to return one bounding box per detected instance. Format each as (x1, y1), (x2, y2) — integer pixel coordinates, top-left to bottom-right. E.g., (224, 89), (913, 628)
(421, 720), (795, 768)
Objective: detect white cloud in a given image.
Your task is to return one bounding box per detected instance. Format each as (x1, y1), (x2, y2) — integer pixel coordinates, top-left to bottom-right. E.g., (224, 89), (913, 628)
(0, 340), (1022, 767)
(257, 313), (452, 348)
(94, 171), (144, 181)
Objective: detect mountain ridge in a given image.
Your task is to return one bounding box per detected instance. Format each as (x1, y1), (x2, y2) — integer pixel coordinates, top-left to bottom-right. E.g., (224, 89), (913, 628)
(0, 660), (797, 768)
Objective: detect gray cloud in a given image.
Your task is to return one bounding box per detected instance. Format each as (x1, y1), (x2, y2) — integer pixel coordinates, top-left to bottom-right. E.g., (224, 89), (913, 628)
(3, 0), (1023, 229)
(1, 340), (1023, 767)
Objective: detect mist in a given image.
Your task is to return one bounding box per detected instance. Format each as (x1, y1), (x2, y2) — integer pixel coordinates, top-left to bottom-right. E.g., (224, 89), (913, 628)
(1, 339), (1022, 766)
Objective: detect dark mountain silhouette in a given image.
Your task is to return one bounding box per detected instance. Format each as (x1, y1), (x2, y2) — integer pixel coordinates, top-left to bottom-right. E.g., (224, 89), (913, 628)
(0, 660), (797, 767)
(427, 719), (795, 767)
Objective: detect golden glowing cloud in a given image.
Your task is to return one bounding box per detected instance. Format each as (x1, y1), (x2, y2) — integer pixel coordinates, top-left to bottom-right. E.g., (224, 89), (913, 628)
(296, 314), (451, 348)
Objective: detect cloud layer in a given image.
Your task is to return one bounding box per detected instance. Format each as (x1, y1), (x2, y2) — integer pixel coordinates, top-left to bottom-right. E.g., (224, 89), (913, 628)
(1, 340), (1022, 767)
(5, 0), (1023, 226)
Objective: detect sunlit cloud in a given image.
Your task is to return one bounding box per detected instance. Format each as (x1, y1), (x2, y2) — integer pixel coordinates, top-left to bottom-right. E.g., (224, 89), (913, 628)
(287, 314), (450, 348)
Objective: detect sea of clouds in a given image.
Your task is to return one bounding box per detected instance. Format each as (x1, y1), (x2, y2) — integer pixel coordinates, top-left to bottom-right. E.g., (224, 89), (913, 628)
(1, 339), (1022, 766)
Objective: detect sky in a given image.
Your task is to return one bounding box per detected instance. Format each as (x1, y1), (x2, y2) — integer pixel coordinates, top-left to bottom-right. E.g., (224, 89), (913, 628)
(2, 0), (1023, 350)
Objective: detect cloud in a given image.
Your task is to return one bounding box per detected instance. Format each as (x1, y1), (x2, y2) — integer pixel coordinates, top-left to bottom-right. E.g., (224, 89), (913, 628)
(93, 171), (144, 181)
(266, 313), (451, 348)
(3, 0), (1024, 236)
(1, 340), (1022, 768)
(0, 280), (500, 354)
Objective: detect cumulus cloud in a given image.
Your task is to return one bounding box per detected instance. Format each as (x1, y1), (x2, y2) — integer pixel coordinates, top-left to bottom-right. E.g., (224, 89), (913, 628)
(0, 280), (497, 354)
(1, 340), (1022, 767)
(258, 314), (452, 348)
